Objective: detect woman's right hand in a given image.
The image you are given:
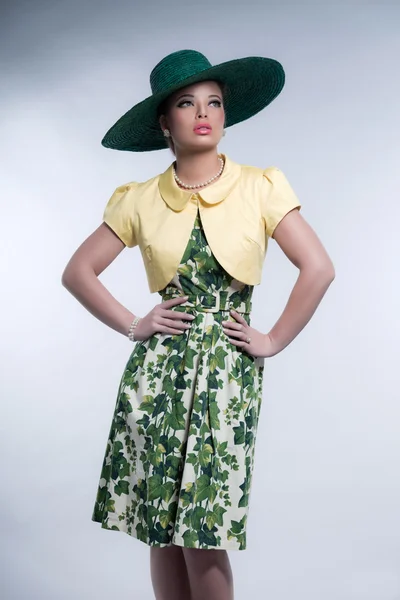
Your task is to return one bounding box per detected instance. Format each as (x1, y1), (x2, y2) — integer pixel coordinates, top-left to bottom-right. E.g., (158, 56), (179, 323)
(132, 296), (195, 342)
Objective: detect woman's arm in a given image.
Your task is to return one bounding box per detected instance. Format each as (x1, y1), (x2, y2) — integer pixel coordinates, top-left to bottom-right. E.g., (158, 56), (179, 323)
(61, 223), (137, 337)
(265, 208), (335, 355)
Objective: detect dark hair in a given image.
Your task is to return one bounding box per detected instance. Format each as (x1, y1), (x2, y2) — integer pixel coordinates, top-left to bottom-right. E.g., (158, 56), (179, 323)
(156, 80), (228, 156)
(157, 96), (176, 155)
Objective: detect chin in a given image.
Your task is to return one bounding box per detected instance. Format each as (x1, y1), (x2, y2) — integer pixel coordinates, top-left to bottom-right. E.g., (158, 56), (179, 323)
(188, 137), (219, 151)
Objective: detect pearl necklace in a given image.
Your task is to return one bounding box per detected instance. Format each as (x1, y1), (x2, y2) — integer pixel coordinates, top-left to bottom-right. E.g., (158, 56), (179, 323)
(173, 157), (224, 189)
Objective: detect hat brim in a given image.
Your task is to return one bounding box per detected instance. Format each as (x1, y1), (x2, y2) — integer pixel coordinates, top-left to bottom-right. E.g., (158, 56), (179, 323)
(101, 56), (285, 152)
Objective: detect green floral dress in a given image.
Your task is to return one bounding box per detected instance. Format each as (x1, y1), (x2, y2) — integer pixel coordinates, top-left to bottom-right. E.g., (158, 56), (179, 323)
(92, 209), (265, 550)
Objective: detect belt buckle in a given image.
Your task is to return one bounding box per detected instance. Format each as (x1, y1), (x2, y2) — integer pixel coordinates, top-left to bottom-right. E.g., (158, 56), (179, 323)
(201, 294), (220, 313)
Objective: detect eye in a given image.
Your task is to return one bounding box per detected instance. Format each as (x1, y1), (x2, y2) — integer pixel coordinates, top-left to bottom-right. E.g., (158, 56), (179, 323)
(177, 100), (193, 108)
(176, 99), (223, 108)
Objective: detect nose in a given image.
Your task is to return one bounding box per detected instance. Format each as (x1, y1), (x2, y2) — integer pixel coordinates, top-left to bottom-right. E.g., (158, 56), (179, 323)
(196, 101), (208, 119)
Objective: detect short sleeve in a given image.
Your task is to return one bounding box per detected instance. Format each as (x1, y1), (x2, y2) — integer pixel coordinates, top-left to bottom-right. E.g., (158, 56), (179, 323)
(262, 167), (301, 238)
(102, 182), (138, 248)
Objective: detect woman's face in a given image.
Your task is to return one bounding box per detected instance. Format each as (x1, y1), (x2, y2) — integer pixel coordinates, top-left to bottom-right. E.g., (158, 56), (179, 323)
(159, 80), (225, 153)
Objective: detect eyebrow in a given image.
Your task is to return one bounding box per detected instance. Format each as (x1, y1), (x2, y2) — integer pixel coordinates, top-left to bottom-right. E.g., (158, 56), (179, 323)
(175, 93), (222, 101)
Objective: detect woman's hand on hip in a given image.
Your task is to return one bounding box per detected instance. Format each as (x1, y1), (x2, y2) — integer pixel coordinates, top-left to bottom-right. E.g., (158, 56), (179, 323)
(133, 296), (195, 342)
(221, 309), (276, 358)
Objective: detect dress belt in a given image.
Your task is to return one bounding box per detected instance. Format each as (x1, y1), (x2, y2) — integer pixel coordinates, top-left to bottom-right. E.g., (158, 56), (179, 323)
(160, 287), (252, 314)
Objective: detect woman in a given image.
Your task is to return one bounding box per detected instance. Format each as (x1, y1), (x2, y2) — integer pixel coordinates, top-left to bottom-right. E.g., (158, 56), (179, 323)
(62, 49), (335, 600)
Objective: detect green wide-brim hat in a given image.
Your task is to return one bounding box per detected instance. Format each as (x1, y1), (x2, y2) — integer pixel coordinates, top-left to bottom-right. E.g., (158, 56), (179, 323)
(101, 49), (285, 152)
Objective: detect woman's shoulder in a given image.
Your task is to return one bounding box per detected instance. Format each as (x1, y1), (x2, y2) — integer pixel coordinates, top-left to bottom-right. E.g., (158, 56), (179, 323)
(238, 161), (282, 183)
(239, 160), (281, 173)
(111, 171), (162, 197)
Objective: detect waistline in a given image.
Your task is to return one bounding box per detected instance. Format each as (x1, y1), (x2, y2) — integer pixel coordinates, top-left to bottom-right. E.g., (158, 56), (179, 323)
(160, 286), (252, 314)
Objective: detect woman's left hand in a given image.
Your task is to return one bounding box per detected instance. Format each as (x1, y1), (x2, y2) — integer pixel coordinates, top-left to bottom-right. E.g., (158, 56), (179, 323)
(221, 309), (276, 359)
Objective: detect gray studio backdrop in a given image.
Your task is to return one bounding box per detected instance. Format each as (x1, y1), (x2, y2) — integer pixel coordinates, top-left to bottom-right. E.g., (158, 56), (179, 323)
(1, 1), (399, 599)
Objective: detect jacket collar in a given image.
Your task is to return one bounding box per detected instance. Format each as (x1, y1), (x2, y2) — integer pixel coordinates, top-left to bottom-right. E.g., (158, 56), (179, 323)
(158, 153), (242, 211)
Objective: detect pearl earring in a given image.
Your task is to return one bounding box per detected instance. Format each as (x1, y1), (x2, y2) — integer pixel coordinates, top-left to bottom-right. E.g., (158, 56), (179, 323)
(163, 129), (171, 138)
(222, 129), (226, 137)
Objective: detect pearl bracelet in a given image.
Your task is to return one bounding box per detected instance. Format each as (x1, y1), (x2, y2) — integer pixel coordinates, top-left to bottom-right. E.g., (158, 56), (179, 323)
(128, 316), (141, 342)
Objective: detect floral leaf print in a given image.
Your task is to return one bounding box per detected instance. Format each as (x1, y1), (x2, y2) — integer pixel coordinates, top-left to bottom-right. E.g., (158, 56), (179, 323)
(92, 209), (265, 550)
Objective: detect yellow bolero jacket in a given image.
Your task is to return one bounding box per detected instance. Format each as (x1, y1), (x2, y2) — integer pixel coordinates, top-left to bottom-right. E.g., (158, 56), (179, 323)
(102, 153), (301, 293)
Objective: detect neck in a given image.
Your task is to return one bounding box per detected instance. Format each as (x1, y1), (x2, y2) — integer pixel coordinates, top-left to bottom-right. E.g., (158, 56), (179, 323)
(174, 149), (223, 187)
